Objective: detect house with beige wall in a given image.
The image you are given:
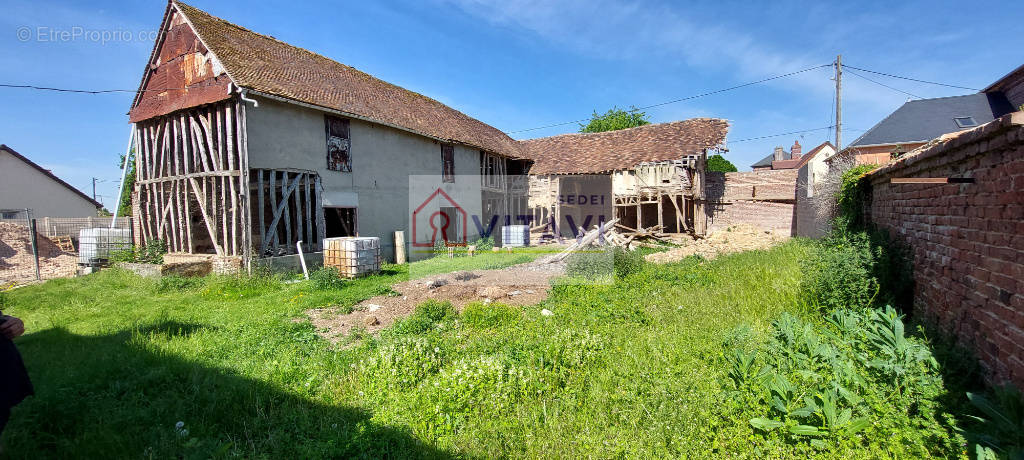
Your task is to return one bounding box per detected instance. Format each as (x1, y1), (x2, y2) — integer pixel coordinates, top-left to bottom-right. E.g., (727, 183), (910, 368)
(0, 144), (102, 218)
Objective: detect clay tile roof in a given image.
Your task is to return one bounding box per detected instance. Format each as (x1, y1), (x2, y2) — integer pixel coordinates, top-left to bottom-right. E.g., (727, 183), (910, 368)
(173, 1), (524, 159)
(519, 119), (729, 175)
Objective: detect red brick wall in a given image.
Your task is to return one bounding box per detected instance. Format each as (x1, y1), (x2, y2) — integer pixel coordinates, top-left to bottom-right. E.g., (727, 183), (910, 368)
(706, 170), (797, 235)
(708, 200), (795, 234)
(866, 112), (1024, 386)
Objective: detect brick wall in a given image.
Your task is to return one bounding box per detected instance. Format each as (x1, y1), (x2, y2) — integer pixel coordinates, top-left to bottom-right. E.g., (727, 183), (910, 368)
(707, 200), (795, 234)
(706, 170), (797, 235)
(866, 112), (1024, 387)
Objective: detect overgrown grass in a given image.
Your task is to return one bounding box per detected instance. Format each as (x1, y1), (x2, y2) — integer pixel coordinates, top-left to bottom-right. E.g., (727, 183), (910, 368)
(1, 241), (973, 457)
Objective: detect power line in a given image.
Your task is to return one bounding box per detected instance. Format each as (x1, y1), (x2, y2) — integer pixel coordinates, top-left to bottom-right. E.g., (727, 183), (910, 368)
(0, 79), (223, 95)
(727, 126), (834, 144)
(509, 64), (832, 134)
(845, 68), (923, 99)
(842, 65), (979, 91)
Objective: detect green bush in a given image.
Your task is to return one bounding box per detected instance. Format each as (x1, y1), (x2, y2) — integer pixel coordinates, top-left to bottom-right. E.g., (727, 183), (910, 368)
(727, 306), (957, 453)
(471, 236), (494, 251)
(565, 249), (613, 280)
(801, 229), (913, 312)
(309, 266), (345, 290)
(835, 164), (878, 233)
(109, 239), (167, 265)
(389, 300), (456, 336)
(800, 232), (879, 311)
(613, 247), (645, 277)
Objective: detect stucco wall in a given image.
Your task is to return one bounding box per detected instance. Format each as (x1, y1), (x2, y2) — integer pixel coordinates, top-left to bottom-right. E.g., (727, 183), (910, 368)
(0, 150), (99, 217)
(795, 145), (837, 238)
(244, 97), (486, 261)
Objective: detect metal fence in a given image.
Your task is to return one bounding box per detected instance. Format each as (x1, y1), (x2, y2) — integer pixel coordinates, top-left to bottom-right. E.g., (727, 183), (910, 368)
(0, 210), (133, 285)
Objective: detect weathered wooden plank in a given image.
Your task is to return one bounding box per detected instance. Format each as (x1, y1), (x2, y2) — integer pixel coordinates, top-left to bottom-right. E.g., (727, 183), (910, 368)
(187, 176), (223, 255)
(304, 173), (312, 247)
(258, 169), (266, 255)
(269, 170), (278, 252)
(283, 172), (293, 247)
(315, 175), (325, 250)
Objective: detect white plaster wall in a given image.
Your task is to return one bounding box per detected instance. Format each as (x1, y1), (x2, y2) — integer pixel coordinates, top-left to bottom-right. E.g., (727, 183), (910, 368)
(0, 150), (99, 217)
(244, 96), (485, 261)
(795, 144), (837, 238)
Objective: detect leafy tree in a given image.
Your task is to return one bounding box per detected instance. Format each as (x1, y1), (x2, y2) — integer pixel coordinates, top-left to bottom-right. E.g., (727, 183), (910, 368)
(579, 106), (650, 133)
(706, 154), (737, 173)
(116, 150), (136, 217)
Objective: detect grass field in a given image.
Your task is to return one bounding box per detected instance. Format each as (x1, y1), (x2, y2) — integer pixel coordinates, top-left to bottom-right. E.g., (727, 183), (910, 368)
(1, 242), (971, 458)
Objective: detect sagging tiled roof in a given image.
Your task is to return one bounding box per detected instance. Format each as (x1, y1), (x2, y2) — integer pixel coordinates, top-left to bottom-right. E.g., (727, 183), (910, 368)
(520, 119), (729, 175)
(172, 1), (524, 159)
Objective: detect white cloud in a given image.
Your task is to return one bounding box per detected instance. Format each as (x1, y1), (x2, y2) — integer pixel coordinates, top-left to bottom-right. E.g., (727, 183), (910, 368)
(441, 0), (900, 108)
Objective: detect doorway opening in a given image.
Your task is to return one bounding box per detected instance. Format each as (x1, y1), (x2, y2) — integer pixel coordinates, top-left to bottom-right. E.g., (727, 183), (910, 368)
(325, 207), (357, 238)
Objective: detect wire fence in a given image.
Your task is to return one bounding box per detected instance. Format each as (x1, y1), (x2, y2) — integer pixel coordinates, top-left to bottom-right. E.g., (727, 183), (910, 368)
(0, 210), (133, 285)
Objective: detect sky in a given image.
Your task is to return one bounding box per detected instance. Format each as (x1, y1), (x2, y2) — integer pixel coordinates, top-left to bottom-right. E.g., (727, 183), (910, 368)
(2, 0), (1022, 210)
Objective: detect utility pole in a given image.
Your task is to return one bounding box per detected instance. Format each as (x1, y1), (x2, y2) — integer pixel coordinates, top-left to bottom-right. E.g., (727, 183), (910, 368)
(835, 54), (843, 151)
(92, 177), (98, 201)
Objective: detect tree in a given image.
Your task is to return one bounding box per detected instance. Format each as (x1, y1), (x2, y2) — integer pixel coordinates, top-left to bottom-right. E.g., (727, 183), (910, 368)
(579, 106), (650, 133)
(115, 150), (135, 217)
(706, 154), (737, 173)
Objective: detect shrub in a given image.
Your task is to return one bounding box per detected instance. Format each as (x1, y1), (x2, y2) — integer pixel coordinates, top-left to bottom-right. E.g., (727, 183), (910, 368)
(835, 164), (878, 233)
(728, 306), (955, 453)
(565, 249), (613, 280)
(471, 236), (495, 251)
(613, 247), (645, 277)
(965, 386), (1024, 459)
(109, 239), (167, 265)
(389, 300), (456, 336)
(309, 266), (345, 290)
(800, 232), (879, 311)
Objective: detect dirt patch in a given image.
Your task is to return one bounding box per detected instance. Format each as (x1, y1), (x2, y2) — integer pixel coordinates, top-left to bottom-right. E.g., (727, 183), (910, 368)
(307, 259), (565, 342)
(0, 222), (78, 284)
(645, 224), (787, 264)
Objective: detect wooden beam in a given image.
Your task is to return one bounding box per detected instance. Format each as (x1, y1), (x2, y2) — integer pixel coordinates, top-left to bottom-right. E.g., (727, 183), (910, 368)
(890, 177), (975, 184)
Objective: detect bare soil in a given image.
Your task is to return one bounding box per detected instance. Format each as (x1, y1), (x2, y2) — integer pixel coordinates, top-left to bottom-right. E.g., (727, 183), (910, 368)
(0, 222), (78, 285)
(307, 258), (565, 342)
(645, 224), (787, 263)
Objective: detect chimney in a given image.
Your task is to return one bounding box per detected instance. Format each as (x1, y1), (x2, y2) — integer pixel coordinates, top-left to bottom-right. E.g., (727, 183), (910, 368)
(773, 146), (785, 161)
(791, 140), (802, 160)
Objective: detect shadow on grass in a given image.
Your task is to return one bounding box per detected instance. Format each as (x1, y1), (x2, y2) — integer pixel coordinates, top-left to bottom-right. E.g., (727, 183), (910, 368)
(4, 321), (456, 459)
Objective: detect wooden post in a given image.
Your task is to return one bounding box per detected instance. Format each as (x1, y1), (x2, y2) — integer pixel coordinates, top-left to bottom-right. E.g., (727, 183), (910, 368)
(394, 230), (407, 264)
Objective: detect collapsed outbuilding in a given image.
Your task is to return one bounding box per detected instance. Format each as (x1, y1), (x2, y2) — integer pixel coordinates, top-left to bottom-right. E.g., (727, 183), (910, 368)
(520, 119), (729, 238)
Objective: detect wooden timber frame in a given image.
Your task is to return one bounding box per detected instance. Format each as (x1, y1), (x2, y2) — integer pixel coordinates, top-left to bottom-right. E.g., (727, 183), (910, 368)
(134, 97), (326, 266)
(134, 98), (251, 262)
(252, 168), (324, 257)
(609, 149), (711, 237)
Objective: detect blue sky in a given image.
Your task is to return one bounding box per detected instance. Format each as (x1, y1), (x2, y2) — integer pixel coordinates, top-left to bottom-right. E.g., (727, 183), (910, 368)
(2, 0), (1022, 210)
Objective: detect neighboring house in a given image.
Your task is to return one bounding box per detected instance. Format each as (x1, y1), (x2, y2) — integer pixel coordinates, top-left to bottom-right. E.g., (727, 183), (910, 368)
(751, 140), (809, 171)
(832, 92), (1015, 166)
(0, 144), (102, 218)
(983, 63), (1024, 110)
(129, 2), (529, 265)
(792, 142), (839, 238)
(521, 119), (729, 237)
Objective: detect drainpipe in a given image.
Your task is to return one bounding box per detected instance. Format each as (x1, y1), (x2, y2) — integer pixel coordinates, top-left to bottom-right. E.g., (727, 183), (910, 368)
(229, 82), (259, 107)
